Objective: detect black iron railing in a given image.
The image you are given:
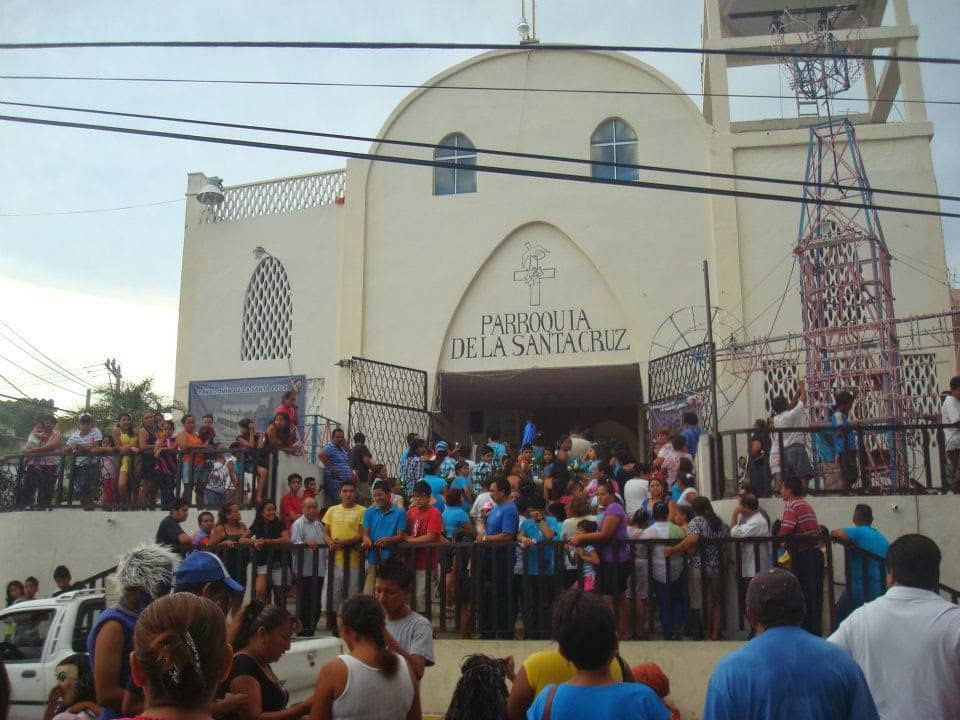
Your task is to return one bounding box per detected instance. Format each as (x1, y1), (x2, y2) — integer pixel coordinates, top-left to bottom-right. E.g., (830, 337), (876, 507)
(0, 446), (279, 511)
(716, 422), (956, 497)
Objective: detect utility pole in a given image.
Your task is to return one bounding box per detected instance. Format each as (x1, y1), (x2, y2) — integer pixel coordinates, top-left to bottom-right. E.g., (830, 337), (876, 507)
(85, 388), (91, 412)
(703, 260), (721, 497)
(104, 358), (122, 395)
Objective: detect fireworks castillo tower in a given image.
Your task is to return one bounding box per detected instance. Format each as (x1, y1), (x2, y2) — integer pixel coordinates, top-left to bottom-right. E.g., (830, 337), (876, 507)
(775, 9), (909, 486)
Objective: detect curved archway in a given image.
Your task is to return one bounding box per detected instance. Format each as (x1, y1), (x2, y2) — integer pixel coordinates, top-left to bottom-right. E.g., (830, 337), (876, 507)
(437, 221), (635, 375)
(241, 257), (293, 361)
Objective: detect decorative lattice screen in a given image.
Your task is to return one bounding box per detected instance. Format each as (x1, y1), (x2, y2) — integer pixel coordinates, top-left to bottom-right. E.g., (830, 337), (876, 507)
(902, 352), (939, 419)
(241, 257), (293, 361)
(763, 361), (799, 415)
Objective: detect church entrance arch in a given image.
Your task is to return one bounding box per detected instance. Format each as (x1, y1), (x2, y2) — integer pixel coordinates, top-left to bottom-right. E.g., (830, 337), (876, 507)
(435, 222), (643, 455)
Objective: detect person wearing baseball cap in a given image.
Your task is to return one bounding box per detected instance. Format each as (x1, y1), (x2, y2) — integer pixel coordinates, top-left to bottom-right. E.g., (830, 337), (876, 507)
(703, 568), (879, 720)
(174, 551), (243, 616)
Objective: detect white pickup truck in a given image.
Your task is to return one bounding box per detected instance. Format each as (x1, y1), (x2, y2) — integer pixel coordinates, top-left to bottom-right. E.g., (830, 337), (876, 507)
(1, 589), (339, 720)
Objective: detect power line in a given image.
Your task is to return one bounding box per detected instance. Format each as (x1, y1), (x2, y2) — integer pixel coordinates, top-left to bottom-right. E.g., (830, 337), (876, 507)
(0, 332), (94, 390)
(1, 111), (958, 220)
(0, 40), (957, 65)
(0, 373), (29, 399)
(0, 391), (75, 414)
(0, 198), (182, 217)
(0, 318), (94, 387)
(1, 73), (955, 107)
(2, 98), (955, 204)
(0, 352), (86, 396)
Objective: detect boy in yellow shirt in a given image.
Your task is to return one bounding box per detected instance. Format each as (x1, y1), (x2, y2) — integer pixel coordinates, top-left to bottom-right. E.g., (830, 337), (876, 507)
(322, 480), (365, 626)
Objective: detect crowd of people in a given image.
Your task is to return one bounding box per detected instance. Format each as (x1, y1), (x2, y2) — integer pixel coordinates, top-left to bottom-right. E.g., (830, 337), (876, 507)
(1, 391), (306, 510)
(2, 531), (957, 720)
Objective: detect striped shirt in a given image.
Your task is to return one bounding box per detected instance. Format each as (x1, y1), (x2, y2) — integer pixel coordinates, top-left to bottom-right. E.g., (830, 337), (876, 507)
(780, 498), (820, 549)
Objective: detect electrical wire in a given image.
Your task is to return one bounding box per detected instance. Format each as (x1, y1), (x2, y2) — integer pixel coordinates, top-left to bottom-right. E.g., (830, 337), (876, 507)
(0, 352), (86, 396)
(1, 98), (955, 204)
(0, 373), (29, 399)
(1, 112), (958, 220)
(1, 73), (956, 107)
(0, 40), (956, 65)
(892, 255), (952, 289)
(0, 391), (74, 414)
(0, 332), (88, 385)
(0, 198), (182, 217)
(0, 319), (94, 388)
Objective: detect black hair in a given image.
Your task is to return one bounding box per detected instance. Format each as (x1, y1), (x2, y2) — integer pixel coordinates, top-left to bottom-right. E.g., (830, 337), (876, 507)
(340, 479), (357, 491)
(376, 555), (414, 590)
(852, 503), (873, 525)
(53, 565), (71, 580)
(331, 427), (345, 438)
(771, 395), (789, 414)
(168, 499), (189, 512)
(951, 376), (960, 391)
(412, 480), (432, 497)
(577, 518), (598, 533)
(887, 534), (941, 591)
(371, 479), (391, 495)
(514, 495), (530, 515)
(287, 473), (302, 483)
(24, 576), (38, 586)
(181, 413), (193, 425)
(444, 655), (509, 720)
(529, 496), (546, 511)
(5, 580), (23, 607)
(678, 472), (696, 489)
(353, 432), (366, 444)
(455, 460), (470, 474)
(552, 589), (617, 670)
(197, 511), (214, 524)
(682, 412), (699, 426)
(782, 476), (805, 497)
(630, 509), (650, 528)
(692, 496), (723, 533)
(230, 600), (296, 651)
(202, 414), (214, 421)
(833, 391), (855, 411)
(282, 390), (297, 402)
(490, 474), (511, 495)
(678, 457), (694, 475)
(340, 595), (399, 677)
(444, 487), (464, 507)
(671, 435), (688, 451)
(217, 501), (240, 526)
(55, 654), (96, 704)
(480, 445), (493, 457)
(677, 505), (695, 523)
(741, 494), (760, 511)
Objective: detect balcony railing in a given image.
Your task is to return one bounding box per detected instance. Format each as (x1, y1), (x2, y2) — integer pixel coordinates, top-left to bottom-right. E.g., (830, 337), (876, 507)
(716, 422), (956, 497)
(201, 170), (346, 224)
(0, 446), (279, 511)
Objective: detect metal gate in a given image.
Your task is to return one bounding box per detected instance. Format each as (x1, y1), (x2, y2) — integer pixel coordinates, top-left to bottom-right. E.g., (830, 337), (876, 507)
(346, 357), (431, 468)
(647, 341), (715, 433)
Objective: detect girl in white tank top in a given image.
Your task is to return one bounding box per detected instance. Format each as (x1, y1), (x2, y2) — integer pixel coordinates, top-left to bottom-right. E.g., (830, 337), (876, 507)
(310, 594), (420, 720)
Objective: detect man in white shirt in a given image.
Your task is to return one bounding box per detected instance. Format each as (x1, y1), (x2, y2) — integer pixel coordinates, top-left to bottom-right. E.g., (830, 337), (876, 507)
(729, 494), (771, 579)
(940, 376), (960, 492)
(829, 534), (960, 720)
(771, 380), (814, 488)
(640, 501), (685, 640)
(291, 497), (328, 636)
(64, 413), (103, 507)
(623, 472), (650, 518)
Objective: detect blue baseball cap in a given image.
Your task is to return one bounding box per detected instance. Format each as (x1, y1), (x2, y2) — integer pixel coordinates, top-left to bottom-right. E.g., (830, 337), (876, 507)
(174, 552), (243, 593)
(435, 441), (449, 452)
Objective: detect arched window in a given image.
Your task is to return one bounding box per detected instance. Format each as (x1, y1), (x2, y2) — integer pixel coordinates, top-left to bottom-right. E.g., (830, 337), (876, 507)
(434, 133), (477, 196)
(590, 118), (638, 181)
(241, 257), (293, 361)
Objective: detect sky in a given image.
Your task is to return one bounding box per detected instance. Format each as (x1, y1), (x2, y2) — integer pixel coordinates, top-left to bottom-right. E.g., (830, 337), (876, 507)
(0, 0), (958, 411)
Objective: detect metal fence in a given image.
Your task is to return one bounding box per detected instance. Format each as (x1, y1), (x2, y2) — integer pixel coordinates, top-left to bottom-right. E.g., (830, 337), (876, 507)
(717, 422), (956, 497)
(198, 535), (847, 640)
(0, 446), (279, 511)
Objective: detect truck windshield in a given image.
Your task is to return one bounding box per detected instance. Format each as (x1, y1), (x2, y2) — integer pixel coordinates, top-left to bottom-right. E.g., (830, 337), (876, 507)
(0, 609), (55, 662)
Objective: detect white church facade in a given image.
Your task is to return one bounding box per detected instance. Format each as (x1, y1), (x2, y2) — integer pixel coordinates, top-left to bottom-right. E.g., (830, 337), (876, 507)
(175, 0), (953, 460)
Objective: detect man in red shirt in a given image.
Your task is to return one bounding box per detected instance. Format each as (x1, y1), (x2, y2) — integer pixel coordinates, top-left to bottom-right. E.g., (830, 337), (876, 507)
(405, 480), (443, 614)
(280, 473), (305, 531)
(779, 475), (824, 635)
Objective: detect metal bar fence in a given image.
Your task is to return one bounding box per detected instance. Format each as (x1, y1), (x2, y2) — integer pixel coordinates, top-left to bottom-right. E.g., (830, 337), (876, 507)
(0, 446), (280, 511)
(717, 422), (956, 498)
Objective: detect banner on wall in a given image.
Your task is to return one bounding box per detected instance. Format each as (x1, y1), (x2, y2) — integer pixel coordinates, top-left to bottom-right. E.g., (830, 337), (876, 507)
(188, 375), (306, 441)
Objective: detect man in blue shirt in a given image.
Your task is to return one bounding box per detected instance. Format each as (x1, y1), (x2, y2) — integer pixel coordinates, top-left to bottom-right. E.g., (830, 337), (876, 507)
(450, 460), (473, 502)
(518, 497), (562, 639)
(422, 460), (447, 512)
(682, 411), (703, 460)
(361, 479), (408, 593)
(318, 427), (355, 505)
(830, 504), (889, 626)
(487, 428), (507, 461)
(703, 568), (878, 720)
(477, 475), (518, 639)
